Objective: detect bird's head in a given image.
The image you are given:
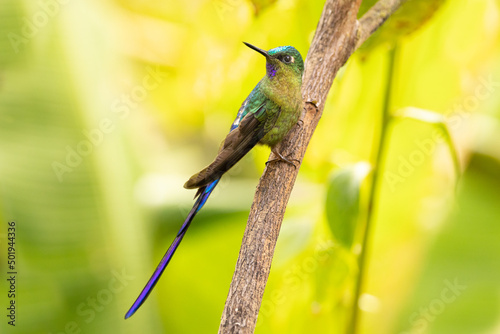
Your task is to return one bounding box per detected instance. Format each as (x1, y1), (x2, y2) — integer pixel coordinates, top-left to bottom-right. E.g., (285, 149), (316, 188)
(244, 42), (304, 80)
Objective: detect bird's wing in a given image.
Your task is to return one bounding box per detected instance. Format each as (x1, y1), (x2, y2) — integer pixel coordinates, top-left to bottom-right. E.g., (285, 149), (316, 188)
(184, 85), (278, 189)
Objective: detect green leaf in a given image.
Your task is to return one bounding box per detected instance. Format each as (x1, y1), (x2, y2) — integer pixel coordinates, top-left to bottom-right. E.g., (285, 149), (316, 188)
(325, 162), (371, 249)
(393, 107), (461, 178)
(250, 0), (278, 15)
(358, 0), (446, 51)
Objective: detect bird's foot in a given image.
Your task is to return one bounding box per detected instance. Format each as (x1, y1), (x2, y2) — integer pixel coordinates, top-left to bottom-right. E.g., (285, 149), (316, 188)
(306, 99), (318, 108)
(266, 149), (300, 169)
(305, 99), (319, 113)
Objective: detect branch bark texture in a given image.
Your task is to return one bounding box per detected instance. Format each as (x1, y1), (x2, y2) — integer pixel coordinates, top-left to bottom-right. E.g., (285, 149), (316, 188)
(218, 1), (405, 333)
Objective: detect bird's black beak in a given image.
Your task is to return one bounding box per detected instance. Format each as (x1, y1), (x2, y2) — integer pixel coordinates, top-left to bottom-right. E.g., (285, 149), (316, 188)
(243, 42), (268, 58)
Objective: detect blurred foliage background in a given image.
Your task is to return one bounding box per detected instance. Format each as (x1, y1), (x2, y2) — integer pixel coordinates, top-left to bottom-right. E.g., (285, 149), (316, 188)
(1, 0), (500, 333)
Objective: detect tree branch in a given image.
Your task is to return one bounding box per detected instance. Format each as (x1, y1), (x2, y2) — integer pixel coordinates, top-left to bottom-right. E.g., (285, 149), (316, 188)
(357, 0), (408, 48)
(218, 0), (405, 333)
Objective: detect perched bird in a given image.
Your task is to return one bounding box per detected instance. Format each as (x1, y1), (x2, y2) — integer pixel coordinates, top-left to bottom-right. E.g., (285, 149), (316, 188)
(125, 42), (304, 319)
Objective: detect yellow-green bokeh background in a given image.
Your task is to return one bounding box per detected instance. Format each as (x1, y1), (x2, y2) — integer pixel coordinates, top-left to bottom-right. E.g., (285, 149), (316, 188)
(1, 0), (500, 333)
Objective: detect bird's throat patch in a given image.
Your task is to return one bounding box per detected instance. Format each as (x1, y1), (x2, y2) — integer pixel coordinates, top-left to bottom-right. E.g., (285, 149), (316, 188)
(266, 63), (277, 78)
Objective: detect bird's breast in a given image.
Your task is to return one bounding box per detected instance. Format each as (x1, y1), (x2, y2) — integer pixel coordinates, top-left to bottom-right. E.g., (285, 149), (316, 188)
(259, 88), (302, 147)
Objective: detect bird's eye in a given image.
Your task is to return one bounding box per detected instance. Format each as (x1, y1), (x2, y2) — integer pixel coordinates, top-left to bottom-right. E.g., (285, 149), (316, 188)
(281, 55), (293, 64)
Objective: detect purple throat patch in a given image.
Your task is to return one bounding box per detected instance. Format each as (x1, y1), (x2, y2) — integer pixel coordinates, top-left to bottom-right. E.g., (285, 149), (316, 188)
(266, 63), (277, 78)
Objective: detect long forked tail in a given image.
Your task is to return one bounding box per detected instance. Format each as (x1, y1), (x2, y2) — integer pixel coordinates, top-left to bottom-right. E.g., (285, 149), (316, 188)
(125, 179), (220, 319)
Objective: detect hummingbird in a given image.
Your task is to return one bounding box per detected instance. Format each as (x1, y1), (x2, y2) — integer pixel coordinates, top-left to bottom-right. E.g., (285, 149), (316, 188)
(125, 42), (304, 319)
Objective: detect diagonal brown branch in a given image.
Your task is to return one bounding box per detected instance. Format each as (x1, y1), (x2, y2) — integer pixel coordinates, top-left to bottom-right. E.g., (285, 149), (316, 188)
(218, 0), (405, 333)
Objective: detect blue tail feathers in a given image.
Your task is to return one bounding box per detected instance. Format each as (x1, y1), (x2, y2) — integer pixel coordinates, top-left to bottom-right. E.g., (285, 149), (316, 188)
(124, 179), (220, 319)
